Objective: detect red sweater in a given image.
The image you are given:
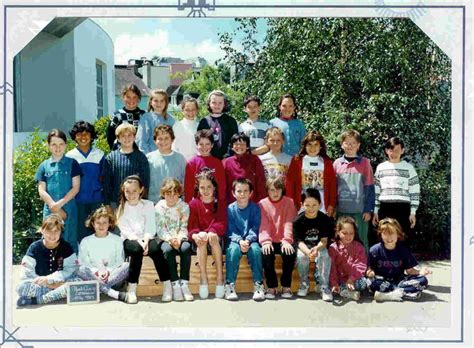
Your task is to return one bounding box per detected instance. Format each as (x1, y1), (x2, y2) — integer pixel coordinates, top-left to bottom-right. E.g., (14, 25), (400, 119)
(222, 153), (267, 205)
(187, 198), (227, 238)
(286, 155), (337, 211)
(328, 240), (367, 288)
(184, 155), (226, 203)
(258, 196), (296, 245)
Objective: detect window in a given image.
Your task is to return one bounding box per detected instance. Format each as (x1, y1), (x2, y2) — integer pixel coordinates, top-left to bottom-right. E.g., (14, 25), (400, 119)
(96, 62), (105, 118)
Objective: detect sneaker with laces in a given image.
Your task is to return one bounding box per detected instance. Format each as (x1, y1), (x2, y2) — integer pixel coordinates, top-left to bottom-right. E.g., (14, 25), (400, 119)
(199, 284), (209, 299)
(321, 287), (333, 302)
(172, 281), (184, 301)
(297, 282), (309, 297)
(402, 291), (422, 301)
(374, 288), (403, 302)
(215, 284), (225, 299)
(265, 287), (278, 299)
(224, 283), (238, 301)
(180, 280), (194, 301)
(340, 289), (360, 301)
(281, 287), (293, 299)
(252, 282), (266, 301)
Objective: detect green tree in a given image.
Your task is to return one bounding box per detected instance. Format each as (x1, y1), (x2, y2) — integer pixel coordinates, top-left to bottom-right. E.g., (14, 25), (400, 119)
(220, 17), (451, 257)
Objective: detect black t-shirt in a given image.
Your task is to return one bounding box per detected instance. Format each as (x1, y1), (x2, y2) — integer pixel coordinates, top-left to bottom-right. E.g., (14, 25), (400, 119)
(293, 211), (334, 248)
(26, 239), (74, 276)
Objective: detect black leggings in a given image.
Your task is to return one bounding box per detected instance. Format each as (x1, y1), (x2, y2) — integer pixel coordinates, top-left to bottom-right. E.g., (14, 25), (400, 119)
(262, 243), (296, 288)
(124, 239), (170, 284)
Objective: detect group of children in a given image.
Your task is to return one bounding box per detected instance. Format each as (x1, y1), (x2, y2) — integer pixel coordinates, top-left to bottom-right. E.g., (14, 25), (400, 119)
(16, 85), (431, 307)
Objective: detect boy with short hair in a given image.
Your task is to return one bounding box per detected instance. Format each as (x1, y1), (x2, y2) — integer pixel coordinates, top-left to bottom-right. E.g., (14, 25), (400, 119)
(146, 125), (186, 204)
(67, 121), (105, 243)
(239, 95), (270, 155)
(106, 84), (145, 150)
(103, 123), (150, 210)
(225, 178), (265, 301)
(294, 188), (334, 301)
(333, 129), (375, 251)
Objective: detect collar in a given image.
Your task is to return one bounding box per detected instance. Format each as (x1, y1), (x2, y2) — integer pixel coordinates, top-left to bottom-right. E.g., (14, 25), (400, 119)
(341, 154), (362, 164)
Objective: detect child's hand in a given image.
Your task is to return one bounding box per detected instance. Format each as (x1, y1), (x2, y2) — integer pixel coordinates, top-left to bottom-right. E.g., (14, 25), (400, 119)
(372, 214), (379, 226)
(46, 281), (64, 289)
(346, 279), (355, 291)
(98, 270), (110, 283)
(409, 214), (417, 228)
(362, 212), (372, 222)
(326, 206), (335, 218)
(366, 270), (375, 278)
(332, 285), (340, 294)
(239, 240), (250, 253)
(419, 267), (432, 276)
(262, 243), (274, 255)
(207, 232), (219, 245)
(34, 276), (49, 286)
(170, 238), (180, 249)
(281, 241), (295, 255)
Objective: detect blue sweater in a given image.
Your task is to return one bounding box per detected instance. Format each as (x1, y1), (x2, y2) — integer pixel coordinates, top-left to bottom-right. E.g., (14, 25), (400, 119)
(226, 201), (261, 244)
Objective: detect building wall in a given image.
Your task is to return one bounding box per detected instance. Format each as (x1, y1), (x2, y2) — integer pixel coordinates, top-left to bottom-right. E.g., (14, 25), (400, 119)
(14, 30), (76, 132)
(73, 20), (115, 120)
(150, 66), (170, 90)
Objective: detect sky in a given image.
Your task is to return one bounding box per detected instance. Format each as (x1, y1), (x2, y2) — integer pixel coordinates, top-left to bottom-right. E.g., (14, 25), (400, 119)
(93, 18), (267, 65)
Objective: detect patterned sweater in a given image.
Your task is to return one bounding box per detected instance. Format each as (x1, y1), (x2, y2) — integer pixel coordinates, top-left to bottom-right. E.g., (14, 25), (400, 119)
(374, 160), (420, 215)
(155, 199), (190, 242)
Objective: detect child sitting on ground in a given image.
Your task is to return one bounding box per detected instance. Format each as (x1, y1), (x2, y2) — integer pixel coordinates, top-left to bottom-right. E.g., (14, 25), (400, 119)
(16, 215), (80, 306)
(367, 218), (431, 302)
(329, 216), (367, 301)
(224, 178), (265, 301)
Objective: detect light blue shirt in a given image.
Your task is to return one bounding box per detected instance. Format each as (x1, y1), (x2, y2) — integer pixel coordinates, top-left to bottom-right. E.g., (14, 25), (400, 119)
(136, 112), (175, 154)
(269, 117), (306, 156)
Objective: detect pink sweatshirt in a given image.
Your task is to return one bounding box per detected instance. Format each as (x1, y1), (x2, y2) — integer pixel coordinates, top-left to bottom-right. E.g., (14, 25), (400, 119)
(258, 196), (296, 245)
(328, 240), (367, 288)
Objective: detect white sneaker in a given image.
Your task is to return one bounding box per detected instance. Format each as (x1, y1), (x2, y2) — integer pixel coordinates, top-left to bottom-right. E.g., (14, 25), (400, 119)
(340, 289), (360, 301)
(180, 280), (194, 301)
(162, 280), (172, 302)
(374, 288), (403, 302)
(172, 281), (184, 301)
(215, 284), (225, 299)
(224, 283), (238, 301)
(199, 284), (209, 299)
(322, 287), (333, 302)
(297, 282), (309, 297)
(265, 287), (278, 299)
(252, 282), (265, 301)
(126, 283), (138, 304)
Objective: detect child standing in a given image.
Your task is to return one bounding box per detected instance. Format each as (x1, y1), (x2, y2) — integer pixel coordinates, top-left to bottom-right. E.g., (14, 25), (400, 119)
(116, 175), (172, 303)
(372, 137), (420, 246)
(77, 207), (130, 302)
(238, 95), (270, 155)
(107, 84), (145, 150)
(258, 127), (292, 183)
(197, 90), (239, 159)
(67, 121), (105, 243)
(184, 130), (226, 203)
(155, 178), (193, 302)
(225, 178), (265, 301)
(103, 123), (150, 210)
(137, 89), (175, 154)
(188, 169), (226, 299)
(222, 133), (267, 204)
(333, 130), (375, 251)
(269, 93), (306, 156)
(259, 177), (297, 299)
(367, 218), (431, 302)
(16, 215), (80, 306)
(286, 130), (337, 215)
(35, 129), (82, 253)
(329, 216), (368, 301)
(172, 97), (199, 160)
(294, 188), (334, 301)
(146, 125), (186, 204)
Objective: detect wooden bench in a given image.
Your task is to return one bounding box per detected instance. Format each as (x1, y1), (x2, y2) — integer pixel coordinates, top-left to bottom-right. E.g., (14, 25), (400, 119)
(137, 255), (317, 296)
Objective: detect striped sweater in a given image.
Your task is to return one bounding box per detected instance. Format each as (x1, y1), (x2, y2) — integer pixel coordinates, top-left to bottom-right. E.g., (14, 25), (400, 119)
(103, 149), (150, 204)
(374, 160), (420, 215)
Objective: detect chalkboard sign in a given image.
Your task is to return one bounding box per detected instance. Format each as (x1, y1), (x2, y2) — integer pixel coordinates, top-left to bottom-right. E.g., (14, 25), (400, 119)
(67, 280), (100, 305)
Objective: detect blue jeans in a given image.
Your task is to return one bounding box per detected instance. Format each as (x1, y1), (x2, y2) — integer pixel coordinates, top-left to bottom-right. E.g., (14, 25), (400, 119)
(368, 275), (428, 294)
(77, 201), (103, 243)
(296, 248), (331, 289)
(225, 242), (263, 284)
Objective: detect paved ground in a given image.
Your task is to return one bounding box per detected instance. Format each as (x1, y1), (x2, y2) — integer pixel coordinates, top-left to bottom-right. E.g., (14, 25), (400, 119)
(12, 260), (451, 328)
